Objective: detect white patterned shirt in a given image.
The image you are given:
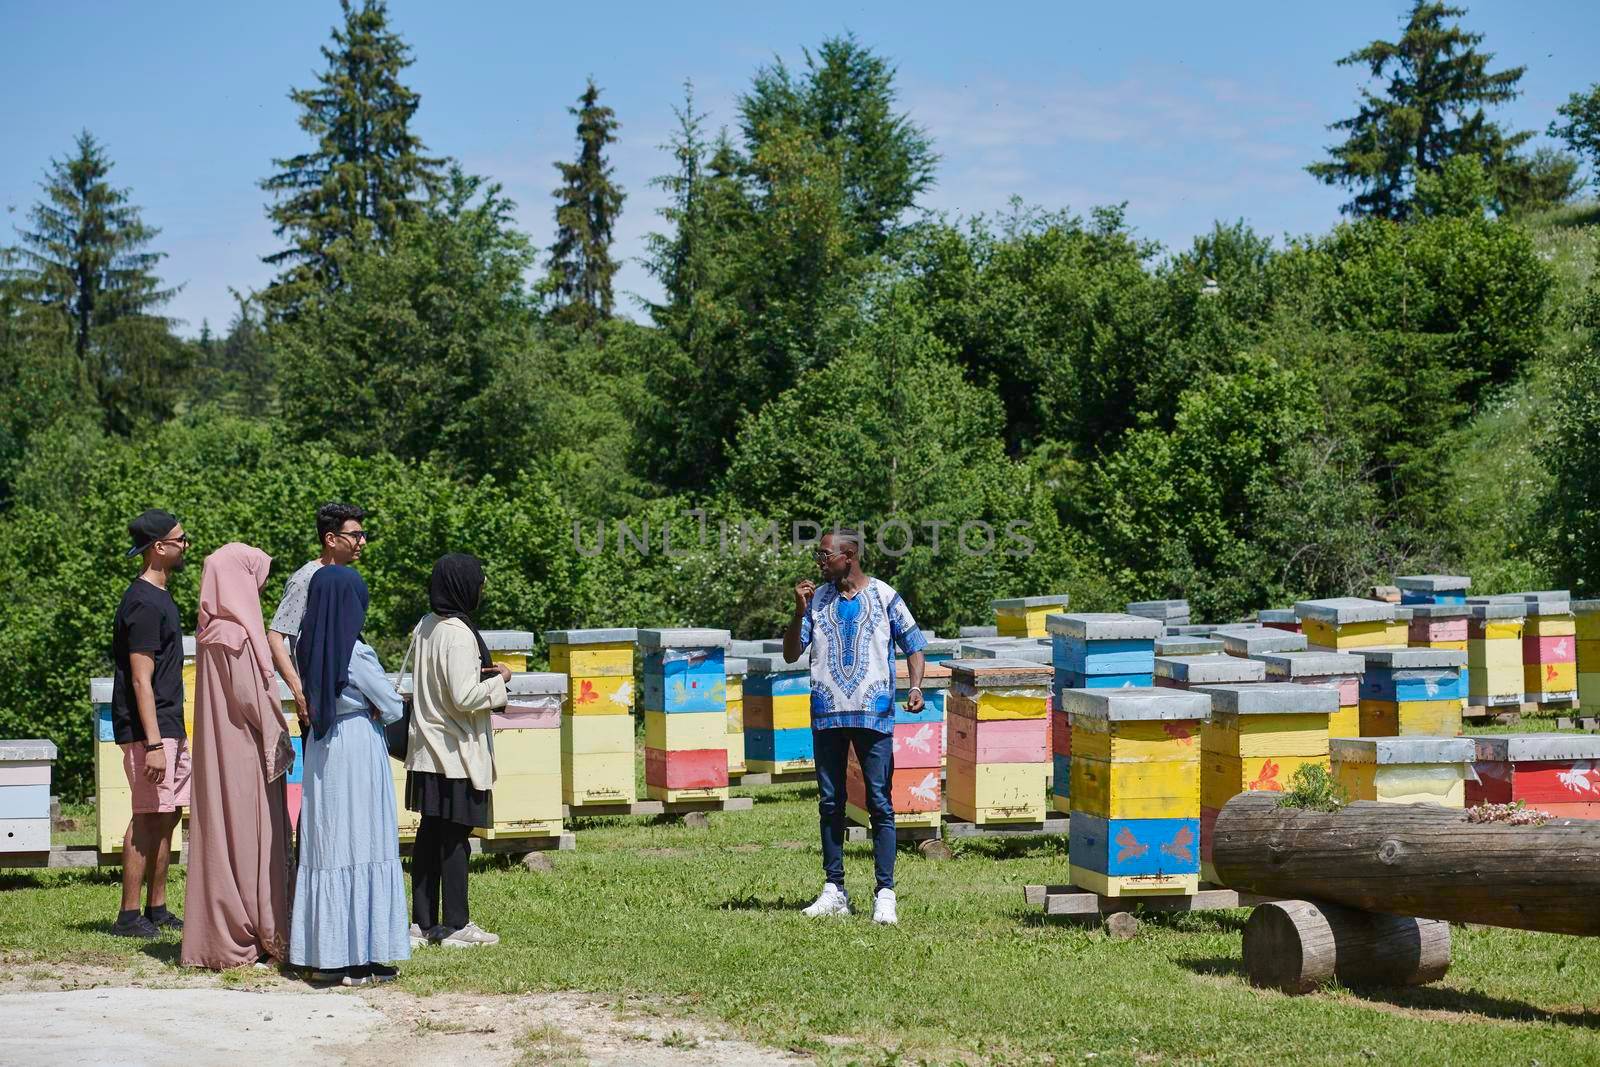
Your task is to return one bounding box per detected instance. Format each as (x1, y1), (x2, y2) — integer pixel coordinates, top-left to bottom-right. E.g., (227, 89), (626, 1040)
(799, 577), (928, 733)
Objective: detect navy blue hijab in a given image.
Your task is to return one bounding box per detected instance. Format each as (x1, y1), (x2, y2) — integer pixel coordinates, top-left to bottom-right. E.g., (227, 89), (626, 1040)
(295, 564), (368, 741)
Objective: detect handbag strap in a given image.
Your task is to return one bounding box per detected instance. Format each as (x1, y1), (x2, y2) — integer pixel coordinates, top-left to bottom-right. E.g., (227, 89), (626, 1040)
(392, 623), (420, 689)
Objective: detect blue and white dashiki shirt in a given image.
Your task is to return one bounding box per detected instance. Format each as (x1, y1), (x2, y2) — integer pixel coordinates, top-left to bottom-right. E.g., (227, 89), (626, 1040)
(799, 577), (928, 733)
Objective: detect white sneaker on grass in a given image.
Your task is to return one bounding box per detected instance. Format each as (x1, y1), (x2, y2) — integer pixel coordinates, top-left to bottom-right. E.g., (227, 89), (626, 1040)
(440, 921), (500, 947)
(872, 888), (898, 925)
(409, 923), (431, 949)
(802, 883), (852, 917)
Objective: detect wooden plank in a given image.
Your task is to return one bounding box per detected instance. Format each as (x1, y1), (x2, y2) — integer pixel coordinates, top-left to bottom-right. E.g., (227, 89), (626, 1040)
(660, 796), (755, 814)
(844, 823), (940, 843)
(1036, 883), (1273, 916)
(942, 815), (1068, 838)
(733, 768), (815, 786)
(469, 833), (575, 854)
(561, 801), (665, 818)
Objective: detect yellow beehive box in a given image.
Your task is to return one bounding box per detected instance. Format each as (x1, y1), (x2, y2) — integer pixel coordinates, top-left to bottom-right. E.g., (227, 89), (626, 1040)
(561, 751), (635, 802)
(725, 658), (747, 776)
(1357, 698), (1463, 737)
(946, 759), (1048, 823)
(561, 712), (633, 756)
(1294, 598), (1396, 651)
(546, 629), (638, 808)
(1332, 736), (1474, 807)
(1329, 705), (1360, 738)
(1525, 661), (1577, 694)
(946, 684), (1050, 722)
(482, 629), (537, 673)
(991, 595), (1069, 639)
(1527, 615), (1576, 639)
(1071, 756), (1198, 820)
(744, 692), (811, 731)
(1071, 715), (1201, 763)
(645, 709), (725, 751)
(494, 726), (561, 777)
(1301, 618), (1392, 649)
(483, 771), (563, 826)
(1200, 752), (1329, 809)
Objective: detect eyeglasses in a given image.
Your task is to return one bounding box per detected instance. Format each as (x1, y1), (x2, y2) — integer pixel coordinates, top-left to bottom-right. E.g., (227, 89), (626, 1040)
(813, 547), (845, 561)
(157, 535), (192, 549)
(334, 530), (374, 544)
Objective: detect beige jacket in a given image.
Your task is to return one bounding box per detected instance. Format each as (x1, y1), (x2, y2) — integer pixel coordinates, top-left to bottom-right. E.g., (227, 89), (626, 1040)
(405, 614), (508, 791)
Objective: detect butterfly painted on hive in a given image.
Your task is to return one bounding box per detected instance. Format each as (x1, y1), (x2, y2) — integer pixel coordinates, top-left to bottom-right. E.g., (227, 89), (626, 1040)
(907, 772), (939, 804)
(576, 680), (599, 705)
(1250, 758), (1282, 792)
(1115, 827), (1149, 863)
(1159, 825), (1194, 863)
(1161, 721), (1193, 745)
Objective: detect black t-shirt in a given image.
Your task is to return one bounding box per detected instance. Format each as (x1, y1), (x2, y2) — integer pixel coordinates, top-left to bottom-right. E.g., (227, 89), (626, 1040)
(111, 578), (185, 744)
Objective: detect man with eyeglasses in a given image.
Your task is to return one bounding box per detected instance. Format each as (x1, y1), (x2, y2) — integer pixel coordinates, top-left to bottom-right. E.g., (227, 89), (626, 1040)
(268, 503), (371, 732)
(784, 528), (928, 925)
(110, 509), (193, 938)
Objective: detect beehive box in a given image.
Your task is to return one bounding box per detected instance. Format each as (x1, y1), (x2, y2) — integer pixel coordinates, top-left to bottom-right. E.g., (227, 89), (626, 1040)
(1250, 650), (1365, 739)
(1295, 598), (1398, 651)
(640, 629), (731, 802)
(1060, 686), (1210, 897)
(1155, 653), (1265, 690)
(1256, 609), (1302, 635)
(725, 657), (747, 777)
(1047, 613), (1162, 691)
(482, 630), (537, 672)
(1468, 733), (1600, 818)
(0, 739), (57, 856)
(546, 628), (638, 808)
(1332, 736), (1476, 807)
(960, 638), (1054, 664)
(1467, 601), (1526, 707)
(1193, 682), (1337, 884)
(1354, 647), (1466, 736)
(846, 664), (949, 831)
(1212, 626), (1308, 659)
(913, 636), (961, 665)
(89, 678), (184, 859)
(1154, 635), (1224, 658)
(992, 594), (1070, 638)
(1407, 604), (1469, 652)
(1395, 574), (1471, 607)
(1517, 597), (1577, 703)
(1577, 600), (1600, 712)
(743, 652), (813, 776)
(475, 672), (565, 841)
(1126, 600), (1191, 627)
(946, 659), (1051, 825)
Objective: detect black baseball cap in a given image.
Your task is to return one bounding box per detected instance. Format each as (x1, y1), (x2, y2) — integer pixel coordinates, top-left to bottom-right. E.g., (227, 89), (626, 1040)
(126, 509), (181, 558)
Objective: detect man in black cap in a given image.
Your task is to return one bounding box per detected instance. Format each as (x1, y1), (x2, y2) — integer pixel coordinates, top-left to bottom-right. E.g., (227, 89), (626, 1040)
(110, 508), (192, 938)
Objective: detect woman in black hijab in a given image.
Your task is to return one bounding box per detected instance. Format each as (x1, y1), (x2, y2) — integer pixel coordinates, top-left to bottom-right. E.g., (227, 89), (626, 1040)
(404, 554), (511, 948)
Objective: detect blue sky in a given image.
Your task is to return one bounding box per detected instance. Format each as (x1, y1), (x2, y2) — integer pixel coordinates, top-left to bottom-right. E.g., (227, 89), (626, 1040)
(3, 1), (1595, 336)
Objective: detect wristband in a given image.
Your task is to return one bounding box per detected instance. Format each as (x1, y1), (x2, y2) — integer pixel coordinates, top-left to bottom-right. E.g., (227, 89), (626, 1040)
(143, 741), (164, 752)
(907, 686), (923, 696)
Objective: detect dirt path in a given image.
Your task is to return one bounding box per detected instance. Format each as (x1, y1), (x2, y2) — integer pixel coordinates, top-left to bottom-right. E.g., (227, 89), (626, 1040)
(0, 962), (808, 1066)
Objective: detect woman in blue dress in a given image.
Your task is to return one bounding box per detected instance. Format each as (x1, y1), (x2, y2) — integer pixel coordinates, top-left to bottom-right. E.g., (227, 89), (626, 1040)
(290, 564), (409, 985)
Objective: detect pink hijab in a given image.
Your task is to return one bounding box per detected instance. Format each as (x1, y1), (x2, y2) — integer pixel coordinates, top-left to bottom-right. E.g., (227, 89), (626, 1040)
(197, 542), (276, 688)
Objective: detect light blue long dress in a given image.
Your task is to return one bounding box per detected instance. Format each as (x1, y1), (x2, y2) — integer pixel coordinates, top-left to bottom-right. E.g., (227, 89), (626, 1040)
(289, 641), (411, 969)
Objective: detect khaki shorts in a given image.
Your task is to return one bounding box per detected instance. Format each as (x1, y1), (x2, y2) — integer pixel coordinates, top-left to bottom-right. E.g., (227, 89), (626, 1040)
(122, 738), (193, 814)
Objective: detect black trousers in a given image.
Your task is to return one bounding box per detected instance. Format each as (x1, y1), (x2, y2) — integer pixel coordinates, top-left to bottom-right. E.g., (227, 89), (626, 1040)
(411, 814), (471, 934)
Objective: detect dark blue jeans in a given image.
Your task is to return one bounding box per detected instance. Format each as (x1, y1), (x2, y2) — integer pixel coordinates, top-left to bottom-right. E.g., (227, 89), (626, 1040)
(814, 727), (896, 892)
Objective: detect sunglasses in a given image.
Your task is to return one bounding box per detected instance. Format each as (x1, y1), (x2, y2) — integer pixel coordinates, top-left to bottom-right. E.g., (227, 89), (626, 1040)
(156, 535), (193, 549)
(334, 530), (375, 543)
(813, 547), (846, 561)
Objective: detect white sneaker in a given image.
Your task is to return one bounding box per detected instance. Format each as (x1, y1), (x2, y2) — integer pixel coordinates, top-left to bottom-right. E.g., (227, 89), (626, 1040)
(872, 888), (898, 925)
(439, 921), (500, 948)
(409, 923), (431, 949)
(801, 883), (852, 917)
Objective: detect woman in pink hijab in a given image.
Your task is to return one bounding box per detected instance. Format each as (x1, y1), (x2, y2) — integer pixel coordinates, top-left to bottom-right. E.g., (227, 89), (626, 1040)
(180, 542), (295, 969)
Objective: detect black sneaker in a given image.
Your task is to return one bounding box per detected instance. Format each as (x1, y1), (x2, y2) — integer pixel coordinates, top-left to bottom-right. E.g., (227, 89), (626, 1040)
(110, 914), (161, 939)
(146, 910), (184, 932)
(367, 963), (398, 984)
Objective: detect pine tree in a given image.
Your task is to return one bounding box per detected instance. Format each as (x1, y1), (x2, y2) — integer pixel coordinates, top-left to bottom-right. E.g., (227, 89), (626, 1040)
(740, 33), (937, 252)
(547, 78), (625, 330)
(1308, 2), (1530, 219)
(1, 130), (182, 433)
(261, 0), (441, 311)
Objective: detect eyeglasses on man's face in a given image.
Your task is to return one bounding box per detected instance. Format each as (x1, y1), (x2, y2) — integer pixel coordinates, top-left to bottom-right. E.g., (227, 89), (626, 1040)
(335, 528), (373, 544)
(157, 534), (192, 550)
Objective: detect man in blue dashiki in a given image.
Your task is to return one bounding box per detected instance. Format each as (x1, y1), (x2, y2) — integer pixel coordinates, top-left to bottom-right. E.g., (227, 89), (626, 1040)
(783, 529), (927, 924)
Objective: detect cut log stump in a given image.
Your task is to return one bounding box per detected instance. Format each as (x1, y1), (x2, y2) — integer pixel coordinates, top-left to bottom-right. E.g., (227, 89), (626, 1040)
(1243, 899), (1450, 994)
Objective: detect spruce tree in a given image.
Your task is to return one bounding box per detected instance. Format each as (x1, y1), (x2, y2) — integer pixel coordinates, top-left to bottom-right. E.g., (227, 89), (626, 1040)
(2, 130), (182, 432)
(547, 78), (625, 329)
(1308, 2), (1530, 219)
(261, 0), (441, 311)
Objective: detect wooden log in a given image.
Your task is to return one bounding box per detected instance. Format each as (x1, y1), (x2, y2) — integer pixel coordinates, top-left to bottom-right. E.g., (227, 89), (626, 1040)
(1244, 900), (1450, 994)
(1213, 791), (1600, 936)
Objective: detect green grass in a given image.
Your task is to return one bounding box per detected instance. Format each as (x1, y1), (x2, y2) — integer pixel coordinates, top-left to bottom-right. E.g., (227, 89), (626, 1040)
(5, 782), (1600, 1065)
